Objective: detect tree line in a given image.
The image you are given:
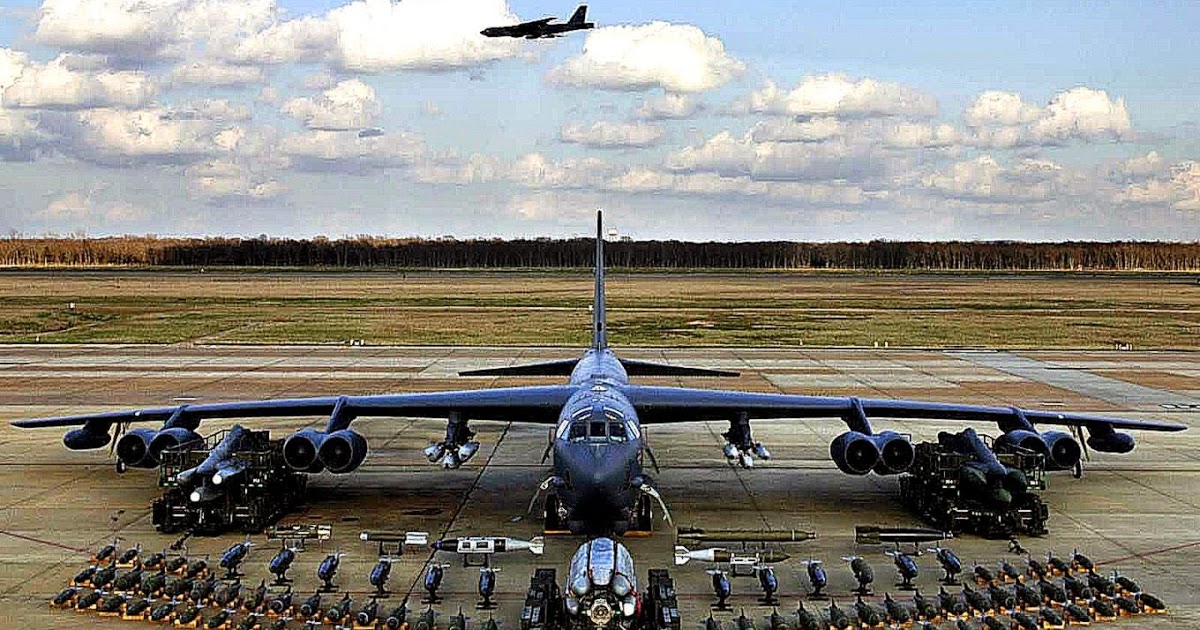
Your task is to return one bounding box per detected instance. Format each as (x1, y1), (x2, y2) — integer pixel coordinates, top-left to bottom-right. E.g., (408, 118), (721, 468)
(1, 236), (1199, 270)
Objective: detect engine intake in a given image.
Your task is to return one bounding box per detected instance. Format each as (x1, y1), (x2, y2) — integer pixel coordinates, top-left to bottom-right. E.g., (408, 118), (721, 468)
(283, 428), (327, 473)
(116, 427), (204, 468)
(1041, 430), (1083, 470)
(830, 431), (880, 476)
(148, 427), (201, 461)
(318, 429), (369, 474)
(115, 428), (159, 468)
(871, 431), (915, 475)
(995, 428), (1082, 470)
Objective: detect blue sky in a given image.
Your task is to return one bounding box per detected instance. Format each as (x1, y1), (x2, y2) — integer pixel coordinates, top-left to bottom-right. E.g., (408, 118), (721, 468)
(0, 0), (1197, 240)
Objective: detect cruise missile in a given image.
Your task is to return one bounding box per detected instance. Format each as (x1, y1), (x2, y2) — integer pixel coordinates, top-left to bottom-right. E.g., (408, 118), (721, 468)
(432, 536), (545, 556)
(673, 545), (791, 566)
(855, 525), (952, 546)
(676, 527), (816, 544)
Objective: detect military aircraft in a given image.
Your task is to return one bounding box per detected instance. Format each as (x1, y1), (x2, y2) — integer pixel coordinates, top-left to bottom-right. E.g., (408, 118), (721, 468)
(481, 5), (593, 39)
(9, 212), (1187, 535)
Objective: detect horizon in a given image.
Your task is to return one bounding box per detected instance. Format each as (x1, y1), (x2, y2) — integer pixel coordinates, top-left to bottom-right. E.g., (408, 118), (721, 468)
(1, 1), (1197, 240)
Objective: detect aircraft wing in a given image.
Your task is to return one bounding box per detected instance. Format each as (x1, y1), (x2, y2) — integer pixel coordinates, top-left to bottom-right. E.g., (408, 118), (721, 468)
(623, 385), (1187, 432)
(10, 385), (578, 429)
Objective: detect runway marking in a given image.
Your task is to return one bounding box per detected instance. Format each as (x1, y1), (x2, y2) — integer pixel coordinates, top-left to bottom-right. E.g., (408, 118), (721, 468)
(0, 529), (86, 553)
(1099, 539), (1200, 566)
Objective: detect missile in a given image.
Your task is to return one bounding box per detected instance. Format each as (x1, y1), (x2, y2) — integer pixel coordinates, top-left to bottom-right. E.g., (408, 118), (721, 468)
(855, 525), (952, 546)
(676, 527), (816, 544)
(176, 425), (255, 488)
(431, 535), (545, 556)
(673, 545), (790, 566)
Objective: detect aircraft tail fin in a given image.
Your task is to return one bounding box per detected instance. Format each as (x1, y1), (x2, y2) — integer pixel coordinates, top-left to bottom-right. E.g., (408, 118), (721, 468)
(459, 358), (739, 378)
(459, 359), (578, 377)
(568, 5), (587, 26)
(619, 359), (739, 377)
(593, 209), (607, 349)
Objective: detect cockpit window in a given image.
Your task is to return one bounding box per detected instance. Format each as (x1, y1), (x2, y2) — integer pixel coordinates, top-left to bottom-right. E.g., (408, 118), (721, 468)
(567, 405), (632, 442)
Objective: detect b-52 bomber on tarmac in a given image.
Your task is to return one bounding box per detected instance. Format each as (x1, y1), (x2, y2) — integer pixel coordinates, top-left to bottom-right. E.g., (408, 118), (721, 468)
(481, 5), (593, 39)
(9, 211), (1185, 535)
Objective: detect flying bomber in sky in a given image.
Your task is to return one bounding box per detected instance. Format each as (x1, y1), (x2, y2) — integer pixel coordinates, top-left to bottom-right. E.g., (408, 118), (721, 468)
(9, 212), (1186, 535)
(481, 5), (594, 39)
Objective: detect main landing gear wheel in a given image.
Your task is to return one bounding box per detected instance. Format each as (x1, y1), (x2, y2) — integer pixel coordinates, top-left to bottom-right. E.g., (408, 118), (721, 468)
(543, 495), (566, 533)
(635, 495), (653, 532)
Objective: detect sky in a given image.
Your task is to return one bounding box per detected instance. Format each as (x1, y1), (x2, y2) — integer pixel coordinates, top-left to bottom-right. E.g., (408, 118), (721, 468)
(0, 0), (1198, 241)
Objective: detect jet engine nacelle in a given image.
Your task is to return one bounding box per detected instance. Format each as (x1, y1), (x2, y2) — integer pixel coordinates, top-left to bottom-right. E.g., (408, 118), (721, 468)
(996, 428), (1081, 470)
(115, 428), (160, 468)
(148, 427), (202, 459)
(116, 427), (203, 468)
(830, 431), (880, 476)
(317, 429), (368, 474)
(283, 428), (327, 473)
(63, 425), (111, 451)
(1040, 430), (1083, 470)
(1087, 429), (1135, 454)
(871, 431), (916, 475)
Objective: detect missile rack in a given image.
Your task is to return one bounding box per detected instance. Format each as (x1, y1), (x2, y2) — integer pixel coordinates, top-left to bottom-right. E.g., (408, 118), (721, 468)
(898, 439), (1049, 538)
(151, 428), (307, 535)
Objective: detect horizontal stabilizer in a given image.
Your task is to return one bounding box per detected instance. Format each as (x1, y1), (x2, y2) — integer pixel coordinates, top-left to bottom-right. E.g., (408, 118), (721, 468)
(459, 359), (579, 377)
(620, 359), (739, 377)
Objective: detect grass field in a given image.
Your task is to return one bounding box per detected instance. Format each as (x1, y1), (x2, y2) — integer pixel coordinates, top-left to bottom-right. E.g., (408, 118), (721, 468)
(0, 270), (1198, 348)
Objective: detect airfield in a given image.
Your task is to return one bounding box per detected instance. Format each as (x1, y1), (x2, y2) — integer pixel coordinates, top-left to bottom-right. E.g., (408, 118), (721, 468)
(0, 344), (1197, 629)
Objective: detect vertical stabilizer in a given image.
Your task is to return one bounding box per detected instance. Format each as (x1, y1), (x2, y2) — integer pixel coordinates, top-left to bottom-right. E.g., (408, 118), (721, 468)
(568, 5), (588, 25)
(593, 209), (607, 349)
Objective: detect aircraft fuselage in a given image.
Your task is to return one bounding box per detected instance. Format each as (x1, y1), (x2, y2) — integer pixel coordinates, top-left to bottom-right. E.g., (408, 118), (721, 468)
(549, 348), (645, 533)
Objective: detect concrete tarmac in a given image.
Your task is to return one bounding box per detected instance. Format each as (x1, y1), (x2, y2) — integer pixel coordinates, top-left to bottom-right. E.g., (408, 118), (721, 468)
(0, 345), (1196, 629)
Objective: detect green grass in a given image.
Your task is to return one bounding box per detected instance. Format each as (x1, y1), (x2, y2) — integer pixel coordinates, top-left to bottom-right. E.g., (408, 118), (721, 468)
(0, 270), (1197, 348)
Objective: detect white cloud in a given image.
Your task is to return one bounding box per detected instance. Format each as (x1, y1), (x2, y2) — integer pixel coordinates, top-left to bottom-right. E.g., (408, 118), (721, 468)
(750, 117), (844, 143)
(38, 191), (147, 223)
(606, 168), (873, 205)
(279, 128), (426, 172)
(74, 106), (246, 163)
(0, 49), (44, 156)
(282, 79), (380, 131)
(169, 60), (265, 86)
(665, 129), (903, 183)
(963, 90), (1041, 128)
(881, 122), (962, 149)
(36, 0), (276, 59)
(922, 155), (1079, 203)
(1032, 87), (1131, 141)
(663, 131), (759, 177)
(1113, 160), (1200, 211)
(508, 152), (617, 189)
(2, 53), (154, 110)
(183, 99), (252, 121)
(412, 152), (503, 184)
(186, 159), (284, 200)
(1107, 151), (1167, 183)
(233, 0), (521, 72)
(559, 121), (664, 148)
(964, 87), (1132, 147)
(732, 75), (938, 118)
(632, 93), (702, 120)
(546, 22), (744, 93)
